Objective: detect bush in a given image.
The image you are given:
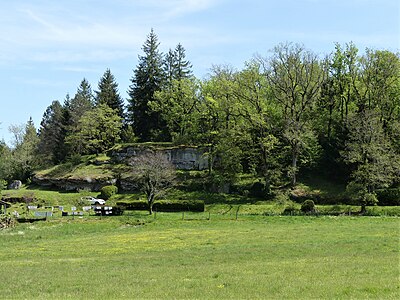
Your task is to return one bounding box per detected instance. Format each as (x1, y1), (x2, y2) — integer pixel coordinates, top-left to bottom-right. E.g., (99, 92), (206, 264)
(100, 185), (118, 200)
(375, 188), (400, 206)
(116, 200), (148, 210)
(68, 154), (82, 166)
(249, 181), (270, 198)
(282, 202), (300, 216)
(153, 200), (205, 212)
(116, 199), (205, 212)
(301, 200), (316, 213)
(0, 179), (7, 191)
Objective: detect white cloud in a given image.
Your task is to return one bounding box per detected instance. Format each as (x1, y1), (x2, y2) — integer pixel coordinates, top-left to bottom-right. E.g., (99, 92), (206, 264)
(0, 0), (222, 65)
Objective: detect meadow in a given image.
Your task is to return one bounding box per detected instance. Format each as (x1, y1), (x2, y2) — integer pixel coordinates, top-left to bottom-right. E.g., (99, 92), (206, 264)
(0, 214), (398, 299)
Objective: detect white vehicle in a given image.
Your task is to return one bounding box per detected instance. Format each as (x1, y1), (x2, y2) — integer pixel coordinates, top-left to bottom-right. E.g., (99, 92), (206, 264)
(81, 196), (106, 205)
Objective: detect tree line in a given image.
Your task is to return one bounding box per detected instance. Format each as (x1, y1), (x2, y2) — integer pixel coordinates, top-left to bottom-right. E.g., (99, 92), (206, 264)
(1, 29), (399, 204)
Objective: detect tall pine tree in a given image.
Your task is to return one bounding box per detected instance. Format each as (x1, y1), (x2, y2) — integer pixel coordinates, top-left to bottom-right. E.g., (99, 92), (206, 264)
(164, 43), (193, 86)
(127, 29), (167, 141)
(173, 43), (192, 80)
(68, 78), (94, 126)
(95, 69), (124, 118)
(37, 100), (67, 165)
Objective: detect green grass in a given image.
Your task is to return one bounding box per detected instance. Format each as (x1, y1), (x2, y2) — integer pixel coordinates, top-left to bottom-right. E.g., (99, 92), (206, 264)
(0, 215), (398, 299)
(3, 186), (400, 217)
(34, 154), (129, 180)
(1, 186), (99, 214)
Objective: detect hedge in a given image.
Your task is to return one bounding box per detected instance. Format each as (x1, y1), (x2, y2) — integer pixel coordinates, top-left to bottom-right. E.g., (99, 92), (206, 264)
(116, 199), (205, 212)
(116, 200), (148, 211)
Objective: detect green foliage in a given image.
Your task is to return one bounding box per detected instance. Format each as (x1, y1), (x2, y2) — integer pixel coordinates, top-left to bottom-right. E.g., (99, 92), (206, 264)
(249, 181), (270, 198)
(4, 118), (39, 181)
(68, 153), (82, 166)
(116, 199), (204, 212)
(342, 110), (399, 201)
(37, 100), (68, 165)
(375, 188), (400, 206)
(152, 78), (201, 144)
(154, 200), (204, 212)
(116, 200), (148, 210)
(95, 69), (124, 119)
(65, 104), (122, 155)
(8, 36), (399, 205)
(127, 29), (167, 141)
(100, 185), (118, 200)
(0, 179), (7, 191)
(300, 199), (316, 213)
(346, 181), (378, 210)
(282, 202), (300, 215)
(265, 43), (325, 187)
(68, 78), (94, 126)
(0, 141), (12, 181)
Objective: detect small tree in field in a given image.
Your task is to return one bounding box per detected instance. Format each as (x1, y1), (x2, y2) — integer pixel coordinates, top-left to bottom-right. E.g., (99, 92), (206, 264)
(130, 151), (175, 214)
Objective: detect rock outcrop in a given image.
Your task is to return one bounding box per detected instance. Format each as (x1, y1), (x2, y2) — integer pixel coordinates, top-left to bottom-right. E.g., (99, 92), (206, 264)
(32, 176), (117, 192)
(110, 145), (209, 170)
(32, 144), (209, 192)
(8, 180), (22, 190)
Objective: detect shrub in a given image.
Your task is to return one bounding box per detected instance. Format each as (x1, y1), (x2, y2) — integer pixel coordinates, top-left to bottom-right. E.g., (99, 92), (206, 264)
(100, 185), (118, 200)
(153, 200), (205, 212)
(282, 202), (300, 215)
(375, 188), (400, 206)
(301, 200), (316, 213)
(116, 199), (205, 212)
(249, 181), (270, 198)
(68, 154), (82, 166)
(116, 200), (148, 211)
(0, 179), (7, 191)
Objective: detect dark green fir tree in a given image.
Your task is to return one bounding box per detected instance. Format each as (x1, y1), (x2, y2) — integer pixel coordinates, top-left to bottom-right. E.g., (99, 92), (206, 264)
(127, 29), (167, 141)
(95, 69), (125, 119)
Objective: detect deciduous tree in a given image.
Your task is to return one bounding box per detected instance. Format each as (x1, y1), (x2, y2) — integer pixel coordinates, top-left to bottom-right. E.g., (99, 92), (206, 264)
(65, 104), (122, 155)
(264, 43), (324, 187)
(130, 151), (175, 214)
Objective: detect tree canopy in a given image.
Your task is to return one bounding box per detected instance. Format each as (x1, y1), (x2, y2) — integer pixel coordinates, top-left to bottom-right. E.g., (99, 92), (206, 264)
(1, 32), (399, 206)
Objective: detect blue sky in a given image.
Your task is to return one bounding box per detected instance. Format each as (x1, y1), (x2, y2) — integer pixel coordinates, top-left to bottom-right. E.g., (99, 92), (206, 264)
(0, 0), (399, 145)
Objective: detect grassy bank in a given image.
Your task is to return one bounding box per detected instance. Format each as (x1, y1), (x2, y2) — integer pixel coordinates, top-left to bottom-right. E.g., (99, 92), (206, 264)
(2, 186), (400, 217)
(0, 215), (398, 299)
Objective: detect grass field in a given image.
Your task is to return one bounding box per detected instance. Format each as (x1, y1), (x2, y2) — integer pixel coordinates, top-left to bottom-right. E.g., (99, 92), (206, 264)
(0, 214), (398, 299)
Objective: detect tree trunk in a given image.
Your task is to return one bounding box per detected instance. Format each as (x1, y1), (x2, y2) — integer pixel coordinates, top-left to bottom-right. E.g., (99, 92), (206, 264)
(148, 194), (155, 215)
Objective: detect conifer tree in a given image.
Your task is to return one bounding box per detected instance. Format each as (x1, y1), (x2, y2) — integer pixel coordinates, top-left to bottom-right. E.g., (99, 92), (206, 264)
(164, 43), (192, 86)
(37, 100), (66, 165)
(127, 29), (166, 141)
(10, 118), (39, 180)
(164, 49), (176, 87)
(95, 69), (124, 118)
(173, 43), (192, 80)
(69, 78), (94, 126)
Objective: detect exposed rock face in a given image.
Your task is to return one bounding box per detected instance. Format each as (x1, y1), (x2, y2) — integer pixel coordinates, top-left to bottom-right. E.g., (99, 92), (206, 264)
(110, 145), (209, 170)
(32, 176), (117, 192)
(8, 180), (22, 190)
(32, 145), (209, 192)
